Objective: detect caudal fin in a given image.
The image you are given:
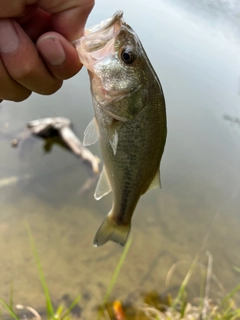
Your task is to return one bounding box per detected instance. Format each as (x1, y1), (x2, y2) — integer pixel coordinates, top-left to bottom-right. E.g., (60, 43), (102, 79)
(93, 217), (131, 247)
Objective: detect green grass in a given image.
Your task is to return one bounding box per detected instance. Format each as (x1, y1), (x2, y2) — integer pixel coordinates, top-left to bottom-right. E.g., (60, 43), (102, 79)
(0, 226), (239, 320)
(27, 222), (55, 319)
(233, 265), (240, 273)
(103, 236), (132, 305)
(97, 236), (132, 319)
(0, 298), (20, 320)
(0, 223), (81, 320)
(99, 249), (240, 319)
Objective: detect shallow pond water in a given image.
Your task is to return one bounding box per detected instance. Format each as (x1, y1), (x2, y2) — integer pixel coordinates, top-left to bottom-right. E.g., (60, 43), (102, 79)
(0, 0), (240, 318)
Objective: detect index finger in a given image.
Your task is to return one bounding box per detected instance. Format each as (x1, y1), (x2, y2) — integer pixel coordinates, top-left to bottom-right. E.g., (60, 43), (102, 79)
(37, 0), (95, 41)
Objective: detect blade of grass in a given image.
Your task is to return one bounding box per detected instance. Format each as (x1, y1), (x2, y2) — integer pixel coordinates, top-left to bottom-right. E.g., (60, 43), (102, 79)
(220, 284), (240, 307)
(232, 308), (240, 320)
(202, 251), (213, 319)
(9, 282), (13, 310)
(221, 296), (239, 319)
(179, 298), (187, 318)
(61, 294), (81, 320)
(0, 298), (20, 320)
(97, 237), (132, 320)
(26, 221), (54, 319)
(103, 236), (132, 305)
(198, 265), (206, 314)
(54, 304), (64, 320)
(171, 256), (197, 309)
(224, 307), (240, 319)
(233, 265), (240, 273)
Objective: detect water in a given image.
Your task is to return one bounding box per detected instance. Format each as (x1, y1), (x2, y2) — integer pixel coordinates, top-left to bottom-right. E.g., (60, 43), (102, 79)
(0, 0), (240, 318)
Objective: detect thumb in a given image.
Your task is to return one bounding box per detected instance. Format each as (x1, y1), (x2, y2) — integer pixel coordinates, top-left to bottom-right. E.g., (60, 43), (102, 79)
(37, 0), (95, 41)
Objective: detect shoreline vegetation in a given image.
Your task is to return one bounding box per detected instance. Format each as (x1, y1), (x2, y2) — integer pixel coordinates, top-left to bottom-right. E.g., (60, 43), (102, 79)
(0, 228), (239, 320)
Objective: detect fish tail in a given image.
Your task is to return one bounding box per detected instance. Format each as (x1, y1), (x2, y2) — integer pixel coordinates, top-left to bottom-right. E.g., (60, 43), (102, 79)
(93, 216), (131, 247)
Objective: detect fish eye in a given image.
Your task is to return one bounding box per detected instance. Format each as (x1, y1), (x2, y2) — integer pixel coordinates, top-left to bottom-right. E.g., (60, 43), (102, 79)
(121, 50), (135, 64)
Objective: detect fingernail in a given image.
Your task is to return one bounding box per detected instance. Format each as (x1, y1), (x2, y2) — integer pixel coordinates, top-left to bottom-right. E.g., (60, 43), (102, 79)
(37, 36), (66, 66)
(0, 19), (19, 53)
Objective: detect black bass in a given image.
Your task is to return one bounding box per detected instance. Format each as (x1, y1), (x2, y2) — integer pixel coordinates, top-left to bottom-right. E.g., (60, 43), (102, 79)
(76, 11), (167, 246)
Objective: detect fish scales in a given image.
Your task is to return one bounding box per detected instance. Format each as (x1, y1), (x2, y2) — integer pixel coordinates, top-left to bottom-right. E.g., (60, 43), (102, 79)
(76, 11), (167, 246)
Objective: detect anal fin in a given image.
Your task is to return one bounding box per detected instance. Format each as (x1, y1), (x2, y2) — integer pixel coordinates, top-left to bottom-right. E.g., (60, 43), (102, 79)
(94, 166), (112, 200)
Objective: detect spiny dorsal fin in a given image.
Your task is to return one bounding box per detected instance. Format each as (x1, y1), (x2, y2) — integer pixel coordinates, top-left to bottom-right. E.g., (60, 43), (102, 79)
(94, 166), (112, 200)
(83, 117), (99, 146)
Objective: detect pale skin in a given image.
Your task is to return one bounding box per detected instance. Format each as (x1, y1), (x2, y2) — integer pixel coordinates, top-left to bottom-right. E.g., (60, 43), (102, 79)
(0, 0), (95, 102)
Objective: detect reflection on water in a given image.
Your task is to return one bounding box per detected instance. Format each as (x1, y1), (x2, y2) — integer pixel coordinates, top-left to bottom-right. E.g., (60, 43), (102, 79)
(0, 0), (240, 318)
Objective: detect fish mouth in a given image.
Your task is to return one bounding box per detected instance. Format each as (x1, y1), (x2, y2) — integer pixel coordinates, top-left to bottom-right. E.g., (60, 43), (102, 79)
(85, 11), (123, 35)
(80, 11), (124, 52)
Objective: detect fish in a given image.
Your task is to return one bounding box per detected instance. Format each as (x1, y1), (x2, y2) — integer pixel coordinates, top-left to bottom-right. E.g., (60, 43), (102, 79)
(76, 11), (167, 246)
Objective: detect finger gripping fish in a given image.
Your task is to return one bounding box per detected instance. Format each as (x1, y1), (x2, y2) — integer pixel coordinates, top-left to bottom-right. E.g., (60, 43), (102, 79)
(76, 11), (167, 247)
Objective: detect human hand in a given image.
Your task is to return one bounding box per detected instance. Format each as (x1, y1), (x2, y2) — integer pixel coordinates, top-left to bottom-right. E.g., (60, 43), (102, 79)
(0, 0), (94, 102)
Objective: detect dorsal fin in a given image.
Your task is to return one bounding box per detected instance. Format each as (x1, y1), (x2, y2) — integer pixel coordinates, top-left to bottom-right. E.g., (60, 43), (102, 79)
(142, 169), (161, 195)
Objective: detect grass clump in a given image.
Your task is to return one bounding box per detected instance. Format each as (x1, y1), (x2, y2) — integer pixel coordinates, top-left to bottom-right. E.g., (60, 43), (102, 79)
(0, 223), (81, 320)
(0, 227), (239, 320)
(99, 250), (240, 320)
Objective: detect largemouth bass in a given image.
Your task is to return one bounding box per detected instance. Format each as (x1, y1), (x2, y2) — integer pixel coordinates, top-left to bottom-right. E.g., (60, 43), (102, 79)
(76, 11), (167, 246)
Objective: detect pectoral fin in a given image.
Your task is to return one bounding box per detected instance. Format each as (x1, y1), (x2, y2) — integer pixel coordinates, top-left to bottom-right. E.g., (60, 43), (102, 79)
(94, 166), (112, 200)
(108, 128), (118, 155)
(104, 106), (131, 122)
(83, 117), (99, 146)
(104, 85), (146, 122)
